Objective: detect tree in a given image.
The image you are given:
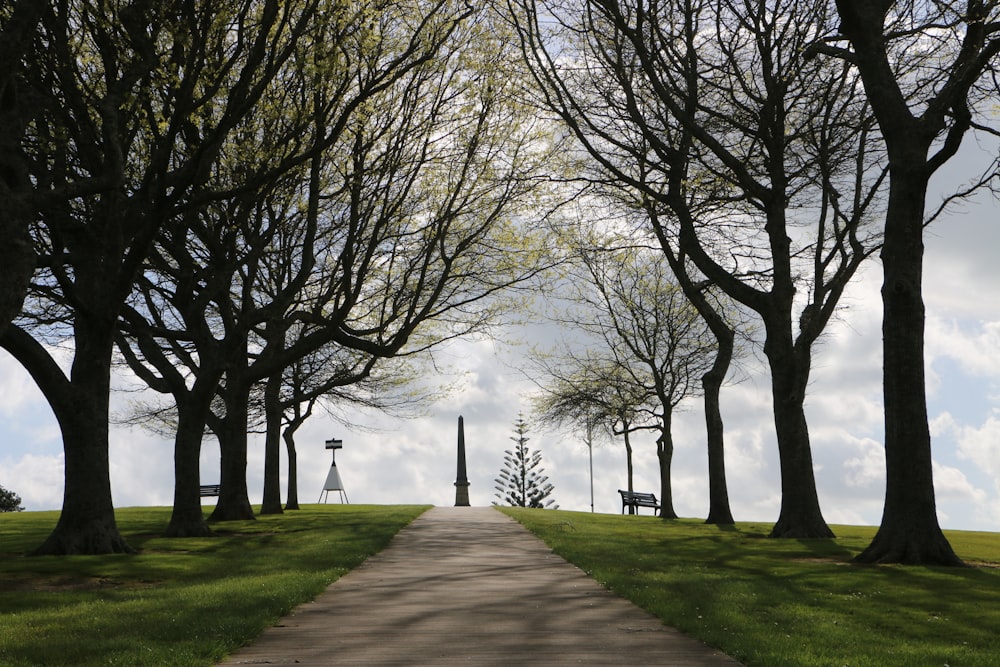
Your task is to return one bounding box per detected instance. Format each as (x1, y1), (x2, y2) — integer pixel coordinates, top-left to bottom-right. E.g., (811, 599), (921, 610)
(570, 244), (717, 518)
(264, 345), (373, 514)
(531, 215), (736, 520)
(658, 237), (739, 525)
(533, 359), (649, 512)
(259, 339), (438, 514)
(115, 4), (394, 531)
(280, 392), (315, 511)
(120, 186), (288, 533)
(2, 0), (329, 554)
(273, 346), (441, 512)
(0, 484), (24, 512)
(114, 0), (559, 533)
(494, 415), (557, 508)
(508, 0), (886, 537)
(824, 0), (1000, 565)
(564, 184), (743, 524)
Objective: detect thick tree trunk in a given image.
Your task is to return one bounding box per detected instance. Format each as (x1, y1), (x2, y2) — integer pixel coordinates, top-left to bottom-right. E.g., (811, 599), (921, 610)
(0, 2), (41, 337)
(832, 0), (967, 566)
(35, 395), (133, 554)
(855, 165), (961, 565)
(656, 419), (678, 519)
(0, 199), (33, 336)
(4, 320), (134, 555)
(283, 426), (300, 510)
(260, 372), (284, 515)
(209, 372), (255, 522)
(164, 391), (215, 538)
(765, 328), (833, 538)
(703, 333), (735, 525)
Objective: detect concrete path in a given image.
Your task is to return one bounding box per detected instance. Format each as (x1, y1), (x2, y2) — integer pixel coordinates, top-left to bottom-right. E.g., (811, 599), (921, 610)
(218, 506), (742, 666)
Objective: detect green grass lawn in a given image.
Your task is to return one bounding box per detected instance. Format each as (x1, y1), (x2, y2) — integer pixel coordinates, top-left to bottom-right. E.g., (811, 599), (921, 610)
(0, 504), (428, 666)
(501, 508), (1000, 667)
(4, 505), (997, 666)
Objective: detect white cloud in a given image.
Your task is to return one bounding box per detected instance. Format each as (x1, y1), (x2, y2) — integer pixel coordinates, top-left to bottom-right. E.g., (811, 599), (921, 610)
(928, 318), (1000, 378)
(930, 411), (960, 439)
(933, 461), (988, 502)
(842, 437), (886, 489)
(952, 411), (1000, 485)
(108, 427), (177, 508)
(0, 452), (64, 511)
(0, 353), (42, 419)
(932, 409), (1000, 498)
(924, 141), (1000, 321)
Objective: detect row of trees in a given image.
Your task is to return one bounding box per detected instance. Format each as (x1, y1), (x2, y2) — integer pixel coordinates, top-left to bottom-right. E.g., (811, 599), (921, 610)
(0, 0), (560, 554)
(513, 0), (999, 565)
(531, 236), (729, 522)
(0, 1), (996, 565)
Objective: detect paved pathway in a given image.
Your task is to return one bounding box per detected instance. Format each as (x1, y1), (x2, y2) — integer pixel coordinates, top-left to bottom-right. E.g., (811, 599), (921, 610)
(219, 506), (742, 665)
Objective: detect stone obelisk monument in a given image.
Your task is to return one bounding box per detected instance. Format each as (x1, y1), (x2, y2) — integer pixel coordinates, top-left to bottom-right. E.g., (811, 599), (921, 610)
(454, 415), (470, 506)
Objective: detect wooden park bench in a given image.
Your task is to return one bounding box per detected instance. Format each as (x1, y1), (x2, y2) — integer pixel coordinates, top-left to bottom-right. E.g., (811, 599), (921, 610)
(199, 484), (221, 497)
(618, 489), (661, 516)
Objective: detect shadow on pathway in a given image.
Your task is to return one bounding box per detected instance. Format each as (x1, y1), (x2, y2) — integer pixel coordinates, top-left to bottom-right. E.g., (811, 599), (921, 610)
(219, 506), (742, 665)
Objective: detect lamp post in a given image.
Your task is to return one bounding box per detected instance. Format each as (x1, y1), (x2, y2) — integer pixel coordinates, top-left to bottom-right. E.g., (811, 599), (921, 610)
(586, 420), (594, 513)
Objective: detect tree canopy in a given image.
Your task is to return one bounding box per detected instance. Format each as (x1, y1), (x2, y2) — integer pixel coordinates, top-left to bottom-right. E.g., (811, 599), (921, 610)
(2, 0), (996, 566)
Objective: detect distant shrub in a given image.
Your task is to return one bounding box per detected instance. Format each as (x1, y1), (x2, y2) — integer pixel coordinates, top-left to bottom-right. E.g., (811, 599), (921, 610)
(0, 485), (24, 512)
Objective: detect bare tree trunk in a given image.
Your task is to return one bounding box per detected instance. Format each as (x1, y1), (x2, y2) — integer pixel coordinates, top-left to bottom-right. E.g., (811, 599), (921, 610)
(284, 426), (300, 510)
(854, 162), (960, 565)
(260, 371), (284, 515)
(282, 398), (312, 511)
(833, 0), (965, 566)
(2, 322), (133, 555)
(0, 2), (41, 337)
(656, 416), (678, 520)
(765, 328), (833, 539)
(703, 335), (735, 525)
(38, 385), (132, 554)
(209, 363), (255, 522)
(119, 315), (226, 538)
(659, 242), (735, 525)
(164, 389), (215, 538)
(623, 428), (634, 515)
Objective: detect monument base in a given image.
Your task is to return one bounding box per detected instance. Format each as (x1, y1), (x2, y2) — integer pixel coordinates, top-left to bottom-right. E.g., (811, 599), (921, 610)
(454, 482), (470, 507)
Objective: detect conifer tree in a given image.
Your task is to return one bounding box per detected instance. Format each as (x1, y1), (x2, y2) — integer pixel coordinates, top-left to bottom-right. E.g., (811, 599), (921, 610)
(494, 415), (557, 509)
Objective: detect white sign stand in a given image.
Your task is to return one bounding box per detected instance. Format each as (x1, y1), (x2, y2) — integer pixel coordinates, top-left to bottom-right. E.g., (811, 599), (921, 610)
(318, 438), (349, 503)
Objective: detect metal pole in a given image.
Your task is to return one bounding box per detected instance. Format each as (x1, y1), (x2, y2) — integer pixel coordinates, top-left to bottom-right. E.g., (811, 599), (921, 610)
(587, 420), (594, 513)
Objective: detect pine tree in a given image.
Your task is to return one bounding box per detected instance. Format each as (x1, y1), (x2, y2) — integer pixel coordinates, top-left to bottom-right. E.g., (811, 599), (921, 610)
(493, 415), (557, 509)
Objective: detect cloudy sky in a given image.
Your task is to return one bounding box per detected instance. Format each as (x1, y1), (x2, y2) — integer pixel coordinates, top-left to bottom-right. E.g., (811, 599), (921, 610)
(1, 143), (998, 535)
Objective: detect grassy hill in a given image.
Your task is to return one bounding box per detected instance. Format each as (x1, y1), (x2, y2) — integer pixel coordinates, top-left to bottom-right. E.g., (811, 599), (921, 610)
(0, 505), (428, 666)
(3, 505), (996, 666)
(501, 507), (1000, 667)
